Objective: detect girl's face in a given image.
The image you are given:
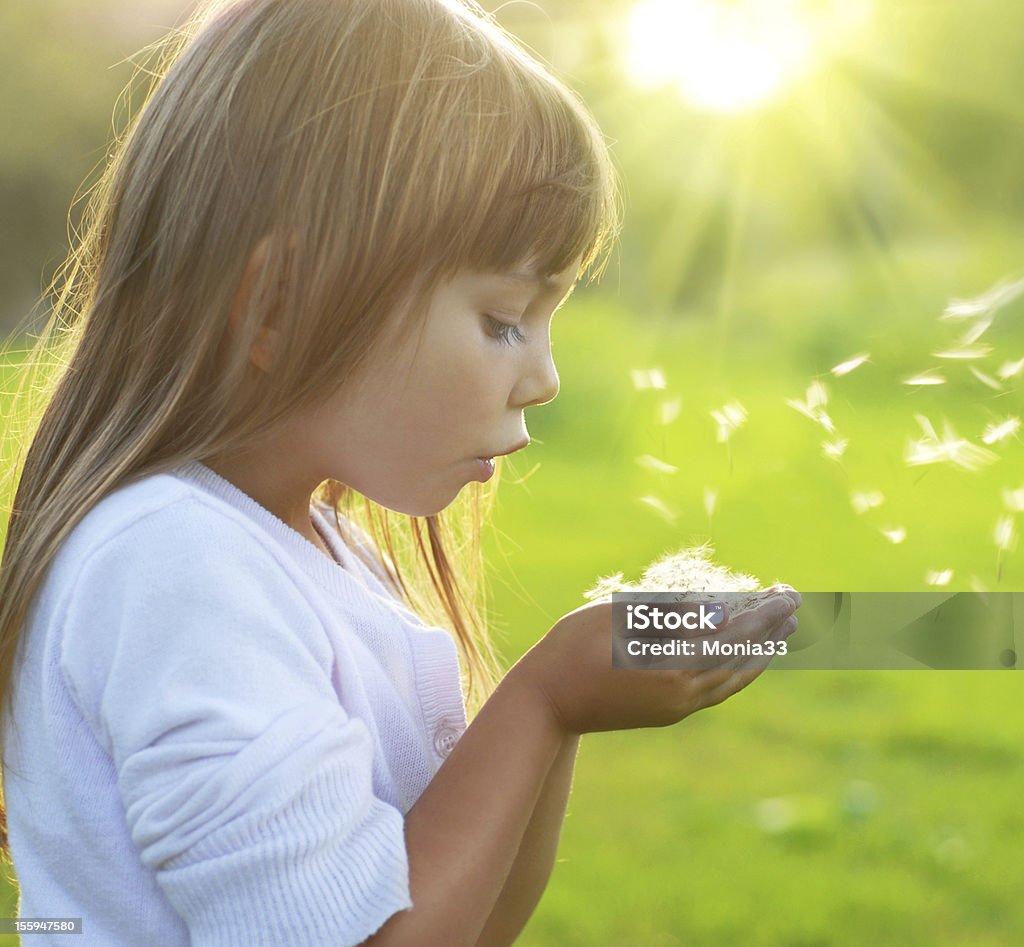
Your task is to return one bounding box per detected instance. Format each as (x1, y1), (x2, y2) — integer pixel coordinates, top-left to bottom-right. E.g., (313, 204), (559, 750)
(299, 258), (581, 517)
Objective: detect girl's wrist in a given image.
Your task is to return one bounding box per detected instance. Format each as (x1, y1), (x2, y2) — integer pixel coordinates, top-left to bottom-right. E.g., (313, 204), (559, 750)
(502, 658), (577, 741)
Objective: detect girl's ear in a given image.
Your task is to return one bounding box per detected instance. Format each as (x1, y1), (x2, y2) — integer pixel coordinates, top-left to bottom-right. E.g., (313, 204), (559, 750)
(228, 233), (296, 373)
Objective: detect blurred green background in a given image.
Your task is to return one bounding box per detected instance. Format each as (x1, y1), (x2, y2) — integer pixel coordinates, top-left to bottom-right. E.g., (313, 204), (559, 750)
(2, 0), (1022, 944)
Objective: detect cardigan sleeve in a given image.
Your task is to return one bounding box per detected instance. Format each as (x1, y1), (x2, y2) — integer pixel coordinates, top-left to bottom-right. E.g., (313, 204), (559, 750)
(58, 497), (412, 947)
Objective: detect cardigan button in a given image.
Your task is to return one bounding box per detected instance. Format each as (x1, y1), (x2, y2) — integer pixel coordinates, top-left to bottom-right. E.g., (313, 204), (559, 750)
(433, 720), (461, 759)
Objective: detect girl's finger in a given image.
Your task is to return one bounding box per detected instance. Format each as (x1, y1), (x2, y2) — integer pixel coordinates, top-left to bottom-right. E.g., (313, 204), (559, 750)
(699, 664), (768, 708)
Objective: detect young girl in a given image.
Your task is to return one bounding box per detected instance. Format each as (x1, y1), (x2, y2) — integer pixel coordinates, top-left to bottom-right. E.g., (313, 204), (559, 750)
(0, 0), (801, 943)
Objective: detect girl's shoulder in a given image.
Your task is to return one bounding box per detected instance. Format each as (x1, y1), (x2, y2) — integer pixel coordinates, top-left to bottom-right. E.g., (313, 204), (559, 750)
(51, 466), (299, 594)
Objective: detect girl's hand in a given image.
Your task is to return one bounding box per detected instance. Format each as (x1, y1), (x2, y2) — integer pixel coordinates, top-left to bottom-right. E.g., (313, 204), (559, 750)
(510, 588), (801, 736)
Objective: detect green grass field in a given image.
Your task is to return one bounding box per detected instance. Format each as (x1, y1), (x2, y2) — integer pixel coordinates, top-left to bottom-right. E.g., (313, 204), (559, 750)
(0, 245), (1021, 944)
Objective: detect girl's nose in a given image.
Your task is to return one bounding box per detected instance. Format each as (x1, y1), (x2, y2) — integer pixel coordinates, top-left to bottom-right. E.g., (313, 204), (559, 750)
(516, 339), (560, 408)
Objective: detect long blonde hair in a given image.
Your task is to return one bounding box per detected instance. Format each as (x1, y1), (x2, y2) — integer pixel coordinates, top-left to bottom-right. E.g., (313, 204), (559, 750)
(0, 0), (620, 861)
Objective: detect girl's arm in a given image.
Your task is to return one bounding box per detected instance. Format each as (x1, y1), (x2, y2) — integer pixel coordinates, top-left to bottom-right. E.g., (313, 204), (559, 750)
(474, 730), (581, 946)
(365, 593), (799, 947)
(364, 670), (566, 947)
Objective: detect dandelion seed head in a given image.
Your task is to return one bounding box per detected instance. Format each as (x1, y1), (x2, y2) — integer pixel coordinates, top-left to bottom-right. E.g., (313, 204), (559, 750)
(981, 416), (1020, 445)
(925, 569), (953, 587)
(584, 543), (764, 612)
(831, 353), (870, 377)
(851, 490), (885, 514)
(881, 526), (906, 544)
(635, 454), (679, 475)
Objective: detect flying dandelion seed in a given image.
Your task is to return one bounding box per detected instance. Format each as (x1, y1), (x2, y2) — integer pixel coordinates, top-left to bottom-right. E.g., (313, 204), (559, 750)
(806, 380), (828, 408)
(997, 357), (1024, 380)
(995, 515), (1018, 582)
(831, 353), (870, 377)
(970, 575), (988, 593)
(903, 372), (947, 386)
(637, 495), (678, 525)
(630, 368), (667, 390)
(981, 416), (1021, 445)
(851, 490), (885, 514)
(925, 569), (953, 587)
(942, 275), (1024, 319)
(658, 396), (682, 425)
(711, 401), (747, 443)
(636, 454), (679, 475)
(1003, 487), (1024, 512)
(933, 343), (993, 360)
(969, 366), (1004, 391)
(959, 317), (993, 345)
(704, 487), (717, 519)
(822, 438), (848, 460)
(995, 515), (1018, 552)
(905, 415), (999, 471)
(786, 381), (834, 431)
(881, 526), (907, 544)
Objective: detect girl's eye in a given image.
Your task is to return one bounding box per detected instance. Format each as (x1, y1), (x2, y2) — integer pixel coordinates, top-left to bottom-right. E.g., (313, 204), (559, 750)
(484, 315), (526, 347)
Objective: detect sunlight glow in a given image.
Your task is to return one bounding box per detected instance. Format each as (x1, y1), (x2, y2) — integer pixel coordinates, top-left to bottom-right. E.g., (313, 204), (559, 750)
(626, 0), (873, 113)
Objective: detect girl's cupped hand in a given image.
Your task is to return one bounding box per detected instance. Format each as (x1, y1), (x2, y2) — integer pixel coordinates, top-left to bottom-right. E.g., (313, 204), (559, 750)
(510, 588), (801, 736)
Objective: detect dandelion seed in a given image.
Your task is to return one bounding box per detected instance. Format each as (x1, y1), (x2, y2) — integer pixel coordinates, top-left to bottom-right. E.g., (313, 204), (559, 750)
(903, 372), (947, 386)
(905, 415), (999, 471)
(831, 353), (870, 377)
(807, 380), (828, 409)
(970, 575), (988, 593)
(995, 515), (1018, 552)
(942, 275), (1024, 319)
(635, 454), (678, 475)
(1003, 486), (1024, 512)
(969, 366), (1004, 391)
(880, 526), (906, 544)
(658, 396), (682, 425)
(703, 487), (717, 518)
(637, 495), (678, 524)
(959, 316), (993, 345)
(786, 381), (833, 431)
(630, 367), (666, 390)
(997, 356), (1024, 380)
(925, 569), (953, 587)
(851, 490), (884, 514)
(933, 343), (993, 360)
(822, 438), (848, 460)
(711, 401), (747, 443)
(981, 416), (1020, 445)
